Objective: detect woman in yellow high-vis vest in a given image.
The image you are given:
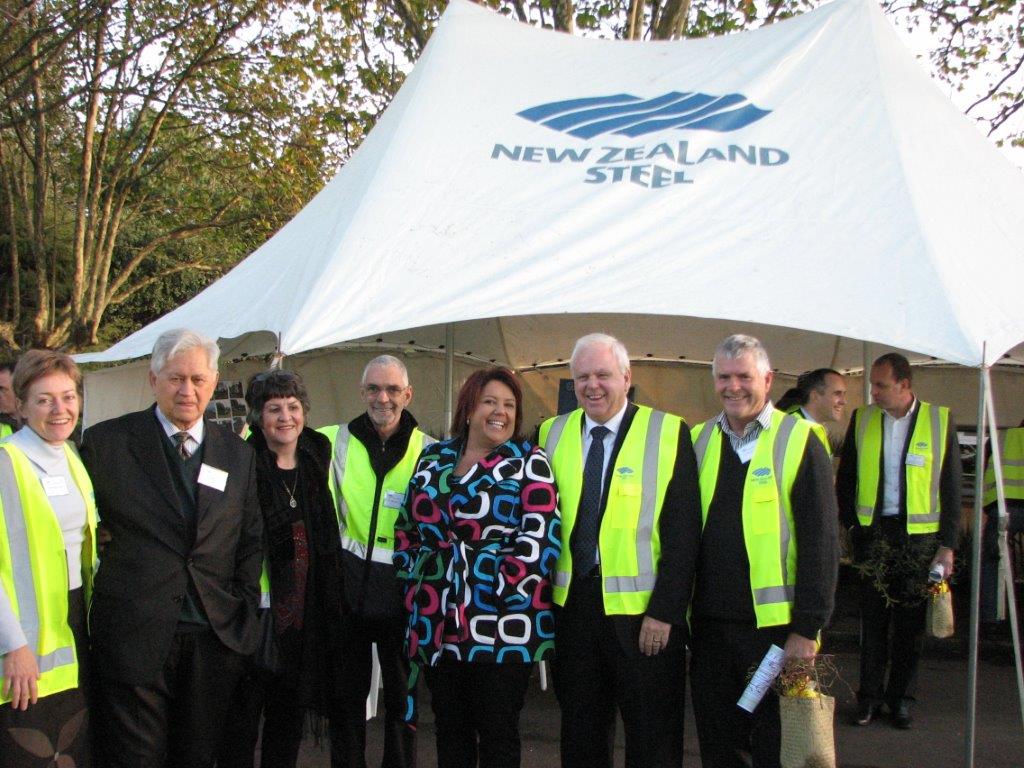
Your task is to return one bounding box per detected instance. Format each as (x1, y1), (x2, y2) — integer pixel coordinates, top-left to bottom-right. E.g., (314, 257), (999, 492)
(0, 350), (96, 768)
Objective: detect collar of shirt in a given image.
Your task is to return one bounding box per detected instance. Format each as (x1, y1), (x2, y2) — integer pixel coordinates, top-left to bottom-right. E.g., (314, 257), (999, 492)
(881, 397), (918, 426)
(716, 401), (775, 442)
(583, 400), (629, 443)
(155, 406), (205, 447)
(8, 424), (69, 474)
(799, 406), (820, 424)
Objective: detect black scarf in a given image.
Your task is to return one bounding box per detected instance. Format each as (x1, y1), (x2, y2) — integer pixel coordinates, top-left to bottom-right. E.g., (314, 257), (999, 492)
(248, 426), (346, 713)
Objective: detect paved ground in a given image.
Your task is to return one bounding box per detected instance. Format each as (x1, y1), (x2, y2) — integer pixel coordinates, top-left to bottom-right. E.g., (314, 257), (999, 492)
(287, 639), (1023, 767)
(286, 575), (1024, 767)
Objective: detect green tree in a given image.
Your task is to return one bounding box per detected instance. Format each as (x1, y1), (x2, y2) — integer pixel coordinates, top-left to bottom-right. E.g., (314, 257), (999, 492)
(0, 0), (363, 350)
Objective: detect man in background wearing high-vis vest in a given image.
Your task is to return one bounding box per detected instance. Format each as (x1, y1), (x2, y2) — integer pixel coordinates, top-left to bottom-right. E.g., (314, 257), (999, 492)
(837, 352), (962, 730)
(780, 367), (847, 456)
(686, 335), (838, 768)
(980, 420), (1024, 624)
(540, 333), (701, 768)
(0, 361), (19, 439)
(319, 355), (432, 768)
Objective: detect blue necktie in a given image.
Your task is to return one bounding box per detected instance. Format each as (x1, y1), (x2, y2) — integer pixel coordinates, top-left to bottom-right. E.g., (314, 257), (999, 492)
(573, 424), (610, 575)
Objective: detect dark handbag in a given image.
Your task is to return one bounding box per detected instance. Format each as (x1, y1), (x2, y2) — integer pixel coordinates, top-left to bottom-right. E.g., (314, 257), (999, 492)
(254, 607), (279, 674)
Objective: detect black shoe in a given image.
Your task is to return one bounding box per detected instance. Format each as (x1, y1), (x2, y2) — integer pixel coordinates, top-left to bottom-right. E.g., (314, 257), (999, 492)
(891, 701), (913, 730)
(853, 701), (879, 726)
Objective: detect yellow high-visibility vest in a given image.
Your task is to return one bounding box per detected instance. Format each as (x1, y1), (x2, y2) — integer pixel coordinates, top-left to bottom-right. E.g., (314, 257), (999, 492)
(318, 424), (431, 564)
(983, 427), (1024, 506)
(539, 406), (680, 615)
(691, 410), (810, 628)
(0, 442), (97, 704)
(785, 406), (831, 457)
(853, 402), (949, 534)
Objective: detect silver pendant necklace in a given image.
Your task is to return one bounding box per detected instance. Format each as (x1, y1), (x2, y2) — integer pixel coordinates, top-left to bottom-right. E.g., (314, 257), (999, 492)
(281, 471), (298, 508)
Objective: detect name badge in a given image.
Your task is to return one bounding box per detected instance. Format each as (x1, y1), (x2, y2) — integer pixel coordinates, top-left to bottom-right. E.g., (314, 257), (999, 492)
(384, 490), (405, 509)
(42, 476), (69, 497)
(736, 442), (756, 464)
(198, 464), (229, 492)
(906, 453), (927, 468)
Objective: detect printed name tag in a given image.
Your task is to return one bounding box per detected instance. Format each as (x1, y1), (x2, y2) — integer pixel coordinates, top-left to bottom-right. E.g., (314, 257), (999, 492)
(384, 490), (405, 509)
(736, 442), (757, 464)
(42, 476), (69, 497)
(906, 453), (927, 468)
(198, 464), (229, 492)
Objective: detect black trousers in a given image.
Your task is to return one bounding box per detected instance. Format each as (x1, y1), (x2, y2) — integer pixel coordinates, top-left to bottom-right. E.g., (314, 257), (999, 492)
(552, 575), (687, 768)
(331, 613), (415, 768)
(424, 659), (533, 768)
(95, 628), (244, 768)
(856, 574), (926, 707)
(689, 618), (789, 768)
(215, 664), (312, 768)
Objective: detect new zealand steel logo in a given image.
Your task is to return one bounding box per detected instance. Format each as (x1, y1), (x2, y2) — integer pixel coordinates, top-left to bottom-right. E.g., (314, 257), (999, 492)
(492, 90), (786, 189)
(516, 91), (771, 138)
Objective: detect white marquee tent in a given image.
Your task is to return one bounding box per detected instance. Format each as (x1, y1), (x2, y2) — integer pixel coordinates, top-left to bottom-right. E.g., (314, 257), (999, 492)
(76, 1), (1024, 759)
(78, 0), (1024, 377)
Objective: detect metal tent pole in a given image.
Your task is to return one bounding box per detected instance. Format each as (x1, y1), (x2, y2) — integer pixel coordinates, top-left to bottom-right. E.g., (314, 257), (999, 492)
(862, 342), (871, 404)
(443, 324), (454, 438)
(965, 364), (988, 767)
(982, 368), (1024, 734)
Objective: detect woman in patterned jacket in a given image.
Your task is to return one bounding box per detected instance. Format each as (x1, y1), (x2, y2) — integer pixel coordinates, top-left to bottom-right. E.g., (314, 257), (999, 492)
(394, 367), (561, 768)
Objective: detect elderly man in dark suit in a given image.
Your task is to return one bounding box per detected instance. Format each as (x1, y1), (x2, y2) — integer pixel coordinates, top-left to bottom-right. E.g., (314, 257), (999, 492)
(81, 328), (262, 768)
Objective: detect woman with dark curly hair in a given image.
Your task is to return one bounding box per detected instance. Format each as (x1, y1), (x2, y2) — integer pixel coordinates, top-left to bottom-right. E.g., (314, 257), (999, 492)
(218, 370), (346, 768)
(394, 367), (561, 768)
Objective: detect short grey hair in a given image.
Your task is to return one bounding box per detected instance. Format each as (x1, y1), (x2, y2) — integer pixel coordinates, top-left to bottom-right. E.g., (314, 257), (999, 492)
(361, 354), (409, 387)
(570, 333), (630, 375)
(150, 329), (220, 374)
(711, 334), (771, 377)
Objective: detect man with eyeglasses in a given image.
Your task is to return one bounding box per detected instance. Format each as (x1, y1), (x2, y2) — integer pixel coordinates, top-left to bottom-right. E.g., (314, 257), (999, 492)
(319, 355), (433, 768)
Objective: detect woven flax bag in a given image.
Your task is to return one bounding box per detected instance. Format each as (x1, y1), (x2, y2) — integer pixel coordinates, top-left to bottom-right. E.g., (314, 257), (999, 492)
(927, 582), (955, 638)
(779, 693), (836, 768)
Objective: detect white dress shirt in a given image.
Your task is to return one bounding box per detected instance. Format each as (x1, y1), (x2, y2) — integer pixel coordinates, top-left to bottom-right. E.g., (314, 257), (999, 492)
(881, 399), (918, 517)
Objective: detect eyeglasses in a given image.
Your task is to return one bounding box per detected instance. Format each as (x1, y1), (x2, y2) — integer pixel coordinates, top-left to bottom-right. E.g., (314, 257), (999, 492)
(363, 384), (407, 397)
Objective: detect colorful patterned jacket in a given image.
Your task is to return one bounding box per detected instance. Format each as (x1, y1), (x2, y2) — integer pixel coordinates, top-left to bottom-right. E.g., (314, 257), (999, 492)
(393, 438), (561, 717)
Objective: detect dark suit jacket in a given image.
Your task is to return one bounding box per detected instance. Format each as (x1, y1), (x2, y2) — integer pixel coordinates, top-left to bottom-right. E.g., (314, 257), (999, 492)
(836, 400), (963, 554)
(567, 402), (702, 653)
(80, 406), (263, 685)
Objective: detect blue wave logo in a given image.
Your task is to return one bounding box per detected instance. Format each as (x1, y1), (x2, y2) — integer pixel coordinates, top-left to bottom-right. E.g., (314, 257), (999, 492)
(517, 91), (770, 139)
(617, 467), (635, 475)
(752, 467), (772, 478)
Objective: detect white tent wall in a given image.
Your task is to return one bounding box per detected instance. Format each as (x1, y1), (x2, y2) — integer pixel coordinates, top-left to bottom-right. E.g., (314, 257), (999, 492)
(83, 351), (1024, 439)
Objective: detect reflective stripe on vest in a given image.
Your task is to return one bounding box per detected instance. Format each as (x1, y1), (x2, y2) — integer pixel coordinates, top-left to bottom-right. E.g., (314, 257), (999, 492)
(540, 406), (680, 615)
(853, 403), (948, 534)
(691, 411), (809, 628)
(320, 423), (430, 565)
(786, 407), (831, 457)
(259, 562), (270, 609)
(983, 427), (1024, 506)
(0, 442), (97, 704)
